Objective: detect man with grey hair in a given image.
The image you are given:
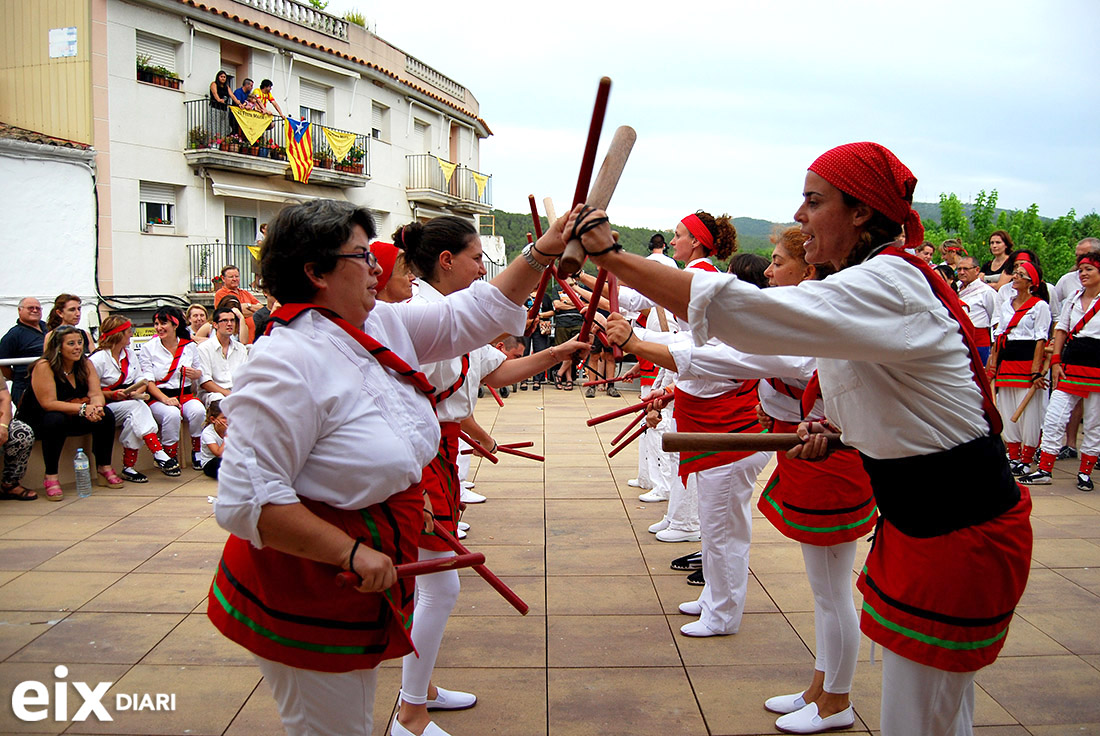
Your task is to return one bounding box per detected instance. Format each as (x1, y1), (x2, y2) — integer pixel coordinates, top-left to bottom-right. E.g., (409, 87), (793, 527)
(956, 256), (999, 364)
(0, 297), (47, 405)
(1053, 237), (1100, 312)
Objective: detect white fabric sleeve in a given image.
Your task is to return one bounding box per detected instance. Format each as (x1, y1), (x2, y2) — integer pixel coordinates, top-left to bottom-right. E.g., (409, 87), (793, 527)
(617, 285), (657, 315)
(669, 339), (815, 383)
(396, 280), (525, 364)
(137, 343), (155, 382)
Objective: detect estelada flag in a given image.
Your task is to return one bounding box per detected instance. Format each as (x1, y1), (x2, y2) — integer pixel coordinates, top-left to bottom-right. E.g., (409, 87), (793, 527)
(286, 118), (314, 183)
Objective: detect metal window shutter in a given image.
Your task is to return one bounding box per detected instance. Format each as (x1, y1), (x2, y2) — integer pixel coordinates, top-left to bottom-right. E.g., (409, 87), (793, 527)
(372, 103), (384, 130)
(299, 79), (327, 112)
(136, 32), (177, 73)
(140, 182), (176, 206)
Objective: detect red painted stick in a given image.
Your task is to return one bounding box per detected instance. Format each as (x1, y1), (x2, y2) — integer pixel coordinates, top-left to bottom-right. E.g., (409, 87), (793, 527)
(611, 409), (647, 445)
(578, 268), (608, 344)
(608, 424), (646, 458)
(529, 194), (544, 238)
(496, 445), (544, 462)
(526, 232), (533, 243)
(586, 387), (671, 426)
(336, 552), (486, 588)
(461, 441), (534, 455)
(434, 524), (529, 615)
(459, 430), (499, 463)
(582, 375), (627, 387)
(573, 79), (611, 208)
(525, 267), (554, 337)
(487, 386), (504, 407)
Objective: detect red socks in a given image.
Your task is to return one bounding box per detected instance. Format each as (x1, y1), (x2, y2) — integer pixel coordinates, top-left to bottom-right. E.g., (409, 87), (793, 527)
(1036, 452), (1056, 473)
(142, 432), (164, 454)
(1080, 453), (1098, 477)
(164, 443), (179, 459)
(192, 436), (202, 454)
(1006, 442), (1022, 461)
(123, 448), (140, 469)
(1021, 445), (1038, 465)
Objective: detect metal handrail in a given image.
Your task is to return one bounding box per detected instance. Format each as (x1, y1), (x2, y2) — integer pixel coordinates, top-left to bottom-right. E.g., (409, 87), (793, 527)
(187, 243), (261, 294)
(406, 154), (492, 207)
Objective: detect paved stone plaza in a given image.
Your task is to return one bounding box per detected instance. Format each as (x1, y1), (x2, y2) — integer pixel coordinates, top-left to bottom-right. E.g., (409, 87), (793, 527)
(1, 387), (1098, 735)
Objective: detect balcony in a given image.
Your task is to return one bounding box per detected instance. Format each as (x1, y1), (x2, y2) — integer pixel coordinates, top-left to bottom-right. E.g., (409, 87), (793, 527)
(183, 100), (369, 188)
(406, 154), (492, 215)
(238, 0), (349, 40)
(186, 243), (259, 296)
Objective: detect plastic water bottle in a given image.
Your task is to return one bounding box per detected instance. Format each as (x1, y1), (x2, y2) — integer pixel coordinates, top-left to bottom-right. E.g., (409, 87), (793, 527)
(74, 449), (92, 498)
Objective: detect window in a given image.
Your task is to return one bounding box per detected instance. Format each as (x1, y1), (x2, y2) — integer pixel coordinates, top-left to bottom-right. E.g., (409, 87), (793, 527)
(140, 181), (176, 228)
(371, 102), (389, 141)
(298, 79), (328, 127)
(136, 32), (178, 78)
(413, 119), (431, 153)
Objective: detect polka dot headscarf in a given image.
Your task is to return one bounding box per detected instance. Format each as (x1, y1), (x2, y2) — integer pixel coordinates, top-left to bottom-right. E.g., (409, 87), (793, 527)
(370, 241), (399, 292)
(809, 142), (925, 247)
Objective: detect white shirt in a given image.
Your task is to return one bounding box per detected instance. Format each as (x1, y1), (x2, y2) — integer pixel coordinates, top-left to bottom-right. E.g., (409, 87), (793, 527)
(646, 251), (678, 268)
(619, 256), (694, 331)
(998, 282), (1060, 323)
(957, 278), (999, 330)
(213, 280), (524, 547)
(138, 338), (207, 391)
(1053, 270), (1083, 315)
(993, 297), (1052, 342)
(197, 336), (248, 391)
(412, 281), (506, 423)
(199, 423), (224, 466)
(1056, 290), (1100, 339)
(89, 346), (141, 387)
(688, 250), (991, 459)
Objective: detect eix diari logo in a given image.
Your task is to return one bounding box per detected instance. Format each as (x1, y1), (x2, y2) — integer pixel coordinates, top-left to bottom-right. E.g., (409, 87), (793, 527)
(11, 665), (176, 722)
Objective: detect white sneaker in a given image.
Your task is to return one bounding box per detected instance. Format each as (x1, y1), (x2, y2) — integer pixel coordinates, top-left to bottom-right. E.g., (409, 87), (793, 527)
(457, 521), (470, 531)
(774, 702), (855, 734)
(461, 481), (475, 490)
(638, 489), (669, 503)
(425, 685), (477, 711)
(648, 518), (670, 534)
(456, 528), (467, 540)
(460, 489), (486, 504)
(627, 478), (651, 489)
(680, 619), (727, 637)
(391, 717), (452, 736)
(764, 691), (808, 715)
(655, 527), (701, 543)
(678, 599), (702, 616)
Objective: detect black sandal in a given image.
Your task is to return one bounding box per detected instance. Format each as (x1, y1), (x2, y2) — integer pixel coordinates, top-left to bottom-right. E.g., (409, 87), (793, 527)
(554, 374), (564, 390)
(0, 483), (38, 501)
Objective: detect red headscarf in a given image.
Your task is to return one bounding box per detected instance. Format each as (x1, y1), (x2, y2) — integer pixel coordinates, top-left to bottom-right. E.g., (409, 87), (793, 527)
(681, 214), (714, 251)
(1078, 252), (1100, 271)
(1015, 260), (1039, 284)
(808, 142), (924, 247)
(371, 241), (399, 292)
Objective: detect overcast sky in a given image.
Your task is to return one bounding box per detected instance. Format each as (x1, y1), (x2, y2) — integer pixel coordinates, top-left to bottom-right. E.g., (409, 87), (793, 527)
(326, 0), (1099, 230)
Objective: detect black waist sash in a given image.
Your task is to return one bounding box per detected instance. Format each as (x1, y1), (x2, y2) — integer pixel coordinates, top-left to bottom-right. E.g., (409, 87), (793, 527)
(1063, 336), (1100, 367)
(860, 434), (1020, 538)
(998, 339), (1038, 363)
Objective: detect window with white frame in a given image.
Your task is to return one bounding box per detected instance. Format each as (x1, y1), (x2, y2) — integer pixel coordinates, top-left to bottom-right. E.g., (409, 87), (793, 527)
(298, 79), (328, 126)
(371, 102), (389, 141)
(136, 32), (178, 77)
(140, 182), (176, 228)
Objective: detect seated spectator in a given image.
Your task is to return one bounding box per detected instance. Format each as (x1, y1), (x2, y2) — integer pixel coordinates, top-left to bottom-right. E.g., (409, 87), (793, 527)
(233, 77), (254, 106)
(187, 304), (212, 343)
(89, 316), (181, 481)
(198, 307), (248, 404)
(199, 400), (227, 479)
(139, 307), (208, 469)
(44, 293), (91, 354)
(254, 79), (285, 117)
(0, 381), (35, 500)
(916, 241), (936, 264)
(18, 327), (122, 500)
(0, 297), (46, 406)
(214, 265), (261, 342)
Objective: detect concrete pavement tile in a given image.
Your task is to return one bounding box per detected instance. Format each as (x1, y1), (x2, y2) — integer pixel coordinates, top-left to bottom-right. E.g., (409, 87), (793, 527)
(455, 544), (543, 577)
(48, 496), (152, 516)
(433, 614), (545, 669)
(220, 680), (281, 736)
(1031, 538), (1100, 568)
(976, 654), (1100, 725)
(452, 575), (544, 616)
(132, 542), (224, 575)
(548, 614), (680, 667)
(1030, 516), (1079, 539)
(34, 540), (165, 573)
(173, 516), (229, 543)
(1044, 512), (1100, 538)
(674, 612), (811, 667)
(549, 667), (705, 735)
(0, 611), (71, 660)
(747, 543), (811, 575)
(545, 479), (621, 499)
(1018, 567), (1100, 609)
(547, 575), (662, 615)
(140, 612), (253, 665)
(88, 515), (204, 542)
(0, 516), (35, 535)
(8, 611), (184, 664)
(655, 574), (778, 617)
(455, 480), (544, 499)
(0, 540), (74, 570)
(545, 498), (628, 523)
(0, 515), (119, 541)
(416, 667), (545, 736)
(1030, 496), (1096, 517)
(128, 496), (213, 518)
(545, 518), (638, 545)
(1016, 606), (1100, 654)
(0, 570), (123, 611)
(1026, 726), (1100, 735)
(1057, 567), (1100, 596)
(81, 573), (212, 614)
(546, 542), (649, 576)
(995, 615), (1072, 657)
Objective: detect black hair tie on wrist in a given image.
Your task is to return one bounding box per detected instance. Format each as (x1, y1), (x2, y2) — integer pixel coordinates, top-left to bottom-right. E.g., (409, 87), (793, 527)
(568, 206), (619, 256)
(347, 536), (366, 581)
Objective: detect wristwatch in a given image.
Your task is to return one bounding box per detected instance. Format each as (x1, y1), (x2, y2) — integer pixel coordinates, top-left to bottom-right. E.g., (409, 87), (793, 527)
(79, 403), (88, 418)
(521, 244), (548, 273)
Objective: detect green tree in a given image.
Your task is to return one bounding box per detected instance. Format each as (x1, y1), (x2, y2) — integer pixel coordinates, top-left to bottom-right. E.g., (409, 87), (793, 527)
(938, 193), (970, 238)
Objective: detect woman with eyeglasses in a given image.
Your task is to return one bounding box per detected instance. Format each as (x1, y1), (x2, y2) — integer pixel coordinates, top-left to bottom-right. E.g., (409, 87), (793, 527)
(44, 293), (92, 355)
(138, 306), (209, 469)
(89, 315), (182, 482)
(207, 200), (571, 736)
(18, 326), (121, 500)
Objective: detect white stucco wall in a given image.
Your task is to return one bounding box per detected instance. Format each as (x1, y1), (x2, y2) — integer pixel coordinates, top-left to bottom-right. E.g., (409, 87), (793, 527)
(0, 150), (97, 330)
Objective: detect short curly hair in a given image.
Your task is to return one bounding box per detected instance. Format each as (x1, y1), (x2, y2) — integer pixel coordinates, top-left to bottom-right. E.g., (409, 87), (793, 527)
(260, 200), (377, 303)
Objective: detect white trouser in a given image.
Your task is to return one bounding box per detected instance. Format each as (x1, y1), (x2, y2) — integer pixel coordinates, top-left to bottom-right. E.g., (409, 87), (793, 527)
(661, 417), (697, 532)
(149, 398), (205, 445)
(202, 388), (230, 407)
(255, 655), (378, 736)
(802, 542), (860, 694)
(880, 648), (975, 736)
(457, 439), (471, 483)
(693, 451), (771, 634)
(400, 548), (460, 705)
(1040, 389), (1100, 457)
(635, 414), (653, 488)
(647, 408), (677, 498)
(998, 385), (1046, 449)
(108, 399), (158, 449)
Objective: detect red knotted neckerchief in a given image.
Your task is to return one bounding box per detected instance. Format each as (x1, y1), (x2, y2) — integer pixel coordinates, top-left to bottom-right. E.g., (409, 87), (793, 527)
(105, 350), (130, 391)
(995, 296), (1041, 350)
(155, 339), (193, 386)
(881, 247), (1002, 435)
(265, 303), (437, 400)
(1068, 290), (1100, 339)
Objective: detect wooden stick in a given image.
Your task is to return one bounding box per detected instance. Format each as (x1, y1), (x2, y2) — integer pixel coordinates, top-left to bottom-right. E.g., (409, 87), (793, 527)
(608, 424), (645, 457)
(433, 525), (529, 615)
(587, 388), (670, 426)
(459, 430), (499, 464)
(543, 197), (558, 223)
(582, 375), (628, 387)
(1010, 355), (1052, 423)
(487, 385), (504, 407)
(496, 445), (544, 462)
(336, 552), (486, 588)
(559, 125), (638, 275)
(500, 441), (534, 450)
(611, 409), (647, 445)
(662, 432), (846, 453)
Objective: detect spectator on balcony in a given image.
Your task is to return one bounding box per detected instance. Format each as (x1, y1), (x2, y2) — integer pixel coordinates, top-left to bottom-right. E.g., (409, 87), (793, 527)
(0, 297), (47, 406)
(233, 78), (254, 106)
(255, 80), (284, 118)
(44, 293), (91, 355)
(187, 304), (212, 344)
(214, 265), (261, 343)
(198, 308), (248, 405)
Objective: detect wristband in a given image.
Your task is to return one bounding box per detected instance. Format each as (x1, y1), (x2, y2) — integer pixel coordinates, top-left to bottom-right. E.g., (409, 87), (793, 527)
(531, 242), (554, 258)
(616, 332), (633, 349)
(347, 536), (366, 577)
(1050, 354), (1061, 366)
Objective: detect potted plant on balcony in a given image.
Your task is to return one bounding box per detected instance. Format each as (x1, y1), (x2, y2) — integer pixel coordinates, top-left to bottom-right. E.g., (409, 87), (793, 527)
(187, 126), (211, 149)
(226, 134), (243, 153)
(136, 55), (182, 89)
(267, 142), (285, 160)
(136, 54), (155, 83)
(346, 146), (365, 174)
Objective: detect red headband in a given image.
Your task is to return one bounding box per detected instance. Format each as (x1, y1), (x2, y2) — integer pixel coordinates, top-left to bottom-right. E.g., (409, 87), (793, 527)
(371, 242), (399, 292)
(1078, 253), (1100, 270)
(1013, 252), (1033, 263)
(681, 214), (713, 251)
(1016, 261), (1039, 284)
(102, 320), (132, 338)
(808, 142), (924, 247)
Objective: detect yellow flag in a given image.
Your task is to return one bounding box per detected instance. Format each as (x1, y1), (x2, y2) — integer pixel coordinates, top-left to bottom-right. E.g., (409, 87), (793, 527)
(247, 245), (262, 261)
(322, 127), (356, 162)
(230, 107), (273, 146)
(471, 171), (488, 199)
(436, 156), (457, 183)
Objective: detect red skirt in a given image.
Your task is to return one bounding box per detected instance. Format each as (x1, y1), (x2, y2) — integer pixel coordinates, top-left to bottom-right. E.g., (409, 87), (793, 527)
(758, 420), (877, 546)
(1058, 363), (1100, 396)
(857, 485), (1033, 672)
(637, 358), (658, 389)
(420, 421), (461, 552)
(674, 385), (762, 483)
(207, 491), (422, 673)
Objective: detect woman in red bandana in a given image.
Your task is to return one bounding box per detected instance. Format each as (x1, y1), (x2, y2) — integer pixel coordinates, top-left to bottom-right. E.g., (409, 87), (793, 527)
(566, 142), (1033, 736)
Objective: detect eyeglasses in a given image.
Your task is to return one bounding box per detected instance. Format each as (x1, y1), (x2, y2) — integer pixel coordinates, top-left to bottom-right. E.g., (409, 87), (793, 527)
(216, 318), (237, 325)
(334, 250), (379, 269)
(21, 306), (41, 311)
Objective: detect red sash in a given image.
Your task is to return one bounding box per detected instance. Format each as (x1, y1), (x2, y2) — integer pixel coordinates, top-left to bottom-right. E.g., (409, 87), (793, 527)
(995, 296), (1041, 351)
(800, 373), (822, 420)
(155, 339), (192, 386)
(433, 354), (470, 405)
(100, 350), (130, 391)
(688, 260), (718, 273)
(420, 422), (461, 552)
(674, 383), (762, 482)
(766, 377), (804, 401)
(1068, 290), (1100, 338)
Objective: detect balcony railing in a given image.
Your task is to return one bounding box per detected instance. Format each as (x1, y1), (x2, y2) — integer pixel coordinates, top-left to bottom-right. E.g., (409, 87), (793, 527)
(406, 154), (492, 210)
(187, 243), (259, 295)
(184, 99), (369, 177)
(239, 0), (349, 40)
